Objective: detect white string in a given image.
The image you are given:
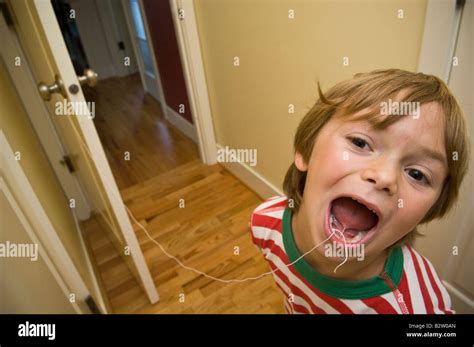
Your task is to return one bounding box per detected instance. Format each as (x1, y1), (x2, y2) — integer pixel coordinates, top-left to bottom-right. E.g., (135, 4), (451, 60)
(68, 116), (349, 283)
(128, 206), (338, 283)
(333, 229), (349, 273)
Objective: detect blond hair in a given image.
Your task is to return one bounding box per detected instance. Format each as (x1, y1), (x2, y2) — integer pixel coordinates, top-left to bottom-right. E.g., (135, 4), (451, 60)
(283, 69), (470, 246)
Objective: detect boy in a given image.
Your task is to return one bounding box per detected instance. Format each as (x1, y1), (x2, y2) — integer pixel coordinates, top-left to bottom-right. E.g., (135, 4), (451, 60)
(250, 69), (469, 314)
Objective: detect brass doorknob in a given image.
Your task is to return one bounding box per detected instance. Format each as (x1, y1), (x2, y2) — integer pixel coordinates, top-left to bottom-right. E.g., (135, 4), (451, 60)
(78, 69), (98, 87)
(37, 69), (98, 101)
(37, 74), (67, 101)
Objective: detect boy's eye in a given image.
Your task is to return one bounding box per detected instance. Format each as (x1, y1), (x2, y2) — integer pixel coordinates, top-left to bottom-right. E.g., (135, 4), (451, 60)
(350, 137), (370, 150)
(407, 169), (429, 184)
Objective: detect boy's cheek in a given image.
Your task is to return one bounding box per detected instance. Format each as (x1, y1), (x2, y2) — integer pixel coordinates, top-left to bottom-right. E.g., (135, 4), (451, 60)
(374, 196), (437, 251)
(370, 218), (412, 252)
(311, 144), (353, 180)
(385, 205), (421, 240)
(399, 191), (438, 224)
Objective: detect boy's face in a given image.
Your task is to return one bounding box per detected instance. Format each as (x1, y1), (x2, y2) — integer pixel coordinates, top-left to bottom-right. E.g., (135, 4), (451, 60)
(295, 101), (448, 259)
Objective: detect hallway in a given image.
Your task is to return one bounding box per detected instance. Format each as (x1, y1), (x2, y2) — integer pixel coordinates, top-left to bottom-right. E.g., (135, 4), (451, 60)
(81, 75), (285, 313)
(82, 73), (199, 190)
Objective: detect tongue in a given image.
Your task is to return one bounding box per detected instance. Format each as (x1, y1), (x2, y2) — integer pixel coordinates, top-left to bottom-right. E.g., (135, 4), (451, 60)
(331, 197), (378, 232)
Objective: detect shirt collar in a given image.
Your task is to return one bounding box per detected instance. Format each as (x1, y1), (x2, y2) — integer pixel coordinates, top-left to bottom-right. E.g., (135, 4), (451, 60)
(282, 206), (404, 299)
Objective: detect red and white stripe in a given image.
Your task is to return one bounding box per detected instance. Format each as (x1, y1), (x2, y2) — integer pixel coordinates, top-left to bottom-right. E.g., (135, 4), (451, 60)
(250, 196), (454, 314)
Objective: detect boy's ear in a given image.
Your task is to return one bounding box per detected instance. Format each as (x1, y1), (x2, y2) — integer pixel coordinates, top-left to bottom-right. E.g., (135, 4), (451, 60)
(294, 152), (308, 172)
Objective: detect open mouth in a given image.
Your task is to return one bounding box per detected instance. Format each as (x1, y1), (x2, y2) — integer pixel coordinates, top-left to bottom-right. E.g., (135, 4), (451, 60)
(325, 196), (380, 245)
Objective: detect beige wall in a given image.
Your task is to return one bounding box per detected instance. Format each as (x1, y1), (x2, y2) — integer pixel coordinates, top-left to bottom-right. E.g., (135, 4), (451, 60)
(195, 0), (427, 190)
(0, 60), (94, 297)
(0, 190), (76, 313)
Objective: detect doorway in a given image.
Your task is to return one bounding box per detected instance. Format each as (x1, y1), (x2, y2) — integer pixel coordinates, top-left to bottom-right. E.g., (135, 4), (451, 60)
(48, 0), (204, 309)
(50, 0), (200, 189)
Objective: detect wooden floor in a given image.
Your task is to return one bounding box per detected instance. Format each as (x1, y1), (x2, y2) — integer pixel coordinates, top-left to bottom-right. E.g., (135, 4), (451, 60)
(83, 74), (199, 190)
(82, 75), (285, 314)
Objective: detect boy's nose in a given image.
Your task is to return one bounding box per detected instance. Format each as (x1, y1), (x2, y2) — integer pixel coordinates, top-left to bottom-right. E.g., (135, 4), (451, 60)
(361, 164), (398, 195)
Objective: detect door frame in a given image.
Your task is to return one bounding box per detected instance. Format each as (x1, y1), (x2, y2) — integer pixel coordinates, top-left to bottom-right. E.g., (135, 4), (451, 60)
(169, 0), (217, 165)
(0, 130), (97, 314)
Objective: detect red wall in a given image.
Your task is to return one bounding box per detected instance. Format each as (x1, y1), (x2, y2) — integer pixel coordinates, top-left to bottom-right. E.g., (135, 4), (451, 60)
(142, 0), (193, 124)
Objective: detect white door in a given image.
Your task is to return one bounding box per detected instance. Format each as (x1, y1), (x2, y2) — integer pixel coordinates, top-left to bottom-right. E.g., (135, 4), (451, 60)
(69, 0), (118, 80)
(7, 0), (159, 304)
(0, 7), (91, 221)
(70, 0), (138, 79)
(123, 0), (161, 101)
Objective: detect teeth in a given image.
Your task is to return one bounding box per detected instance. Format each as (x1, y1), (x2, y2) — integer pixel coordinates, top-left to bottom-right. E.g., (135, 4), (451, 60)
(344, 230), (367, 243)
(330, 211), (368, 243)
(349, 196), (378, 216)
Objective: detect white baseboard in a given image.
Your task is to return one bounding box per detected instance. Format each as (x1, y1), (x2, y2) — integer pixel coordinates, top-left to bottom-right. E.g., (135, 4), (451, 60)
(216, 144), (283, 200)
(165, 105), (198, 143)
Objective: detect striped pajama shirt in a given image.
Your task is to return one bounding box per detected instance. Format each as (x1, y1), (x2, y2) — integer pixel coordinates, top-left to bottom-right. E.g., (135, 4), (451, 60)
(249, 196), (454, 314)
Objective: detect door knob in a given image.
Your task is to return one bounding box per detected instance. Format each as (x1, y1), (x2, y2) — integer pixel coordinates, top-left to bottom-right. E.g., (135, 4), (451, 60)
(37, 69), (98, 101)
(78, 69), (98, 87)
(37, 74), (67, 101)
